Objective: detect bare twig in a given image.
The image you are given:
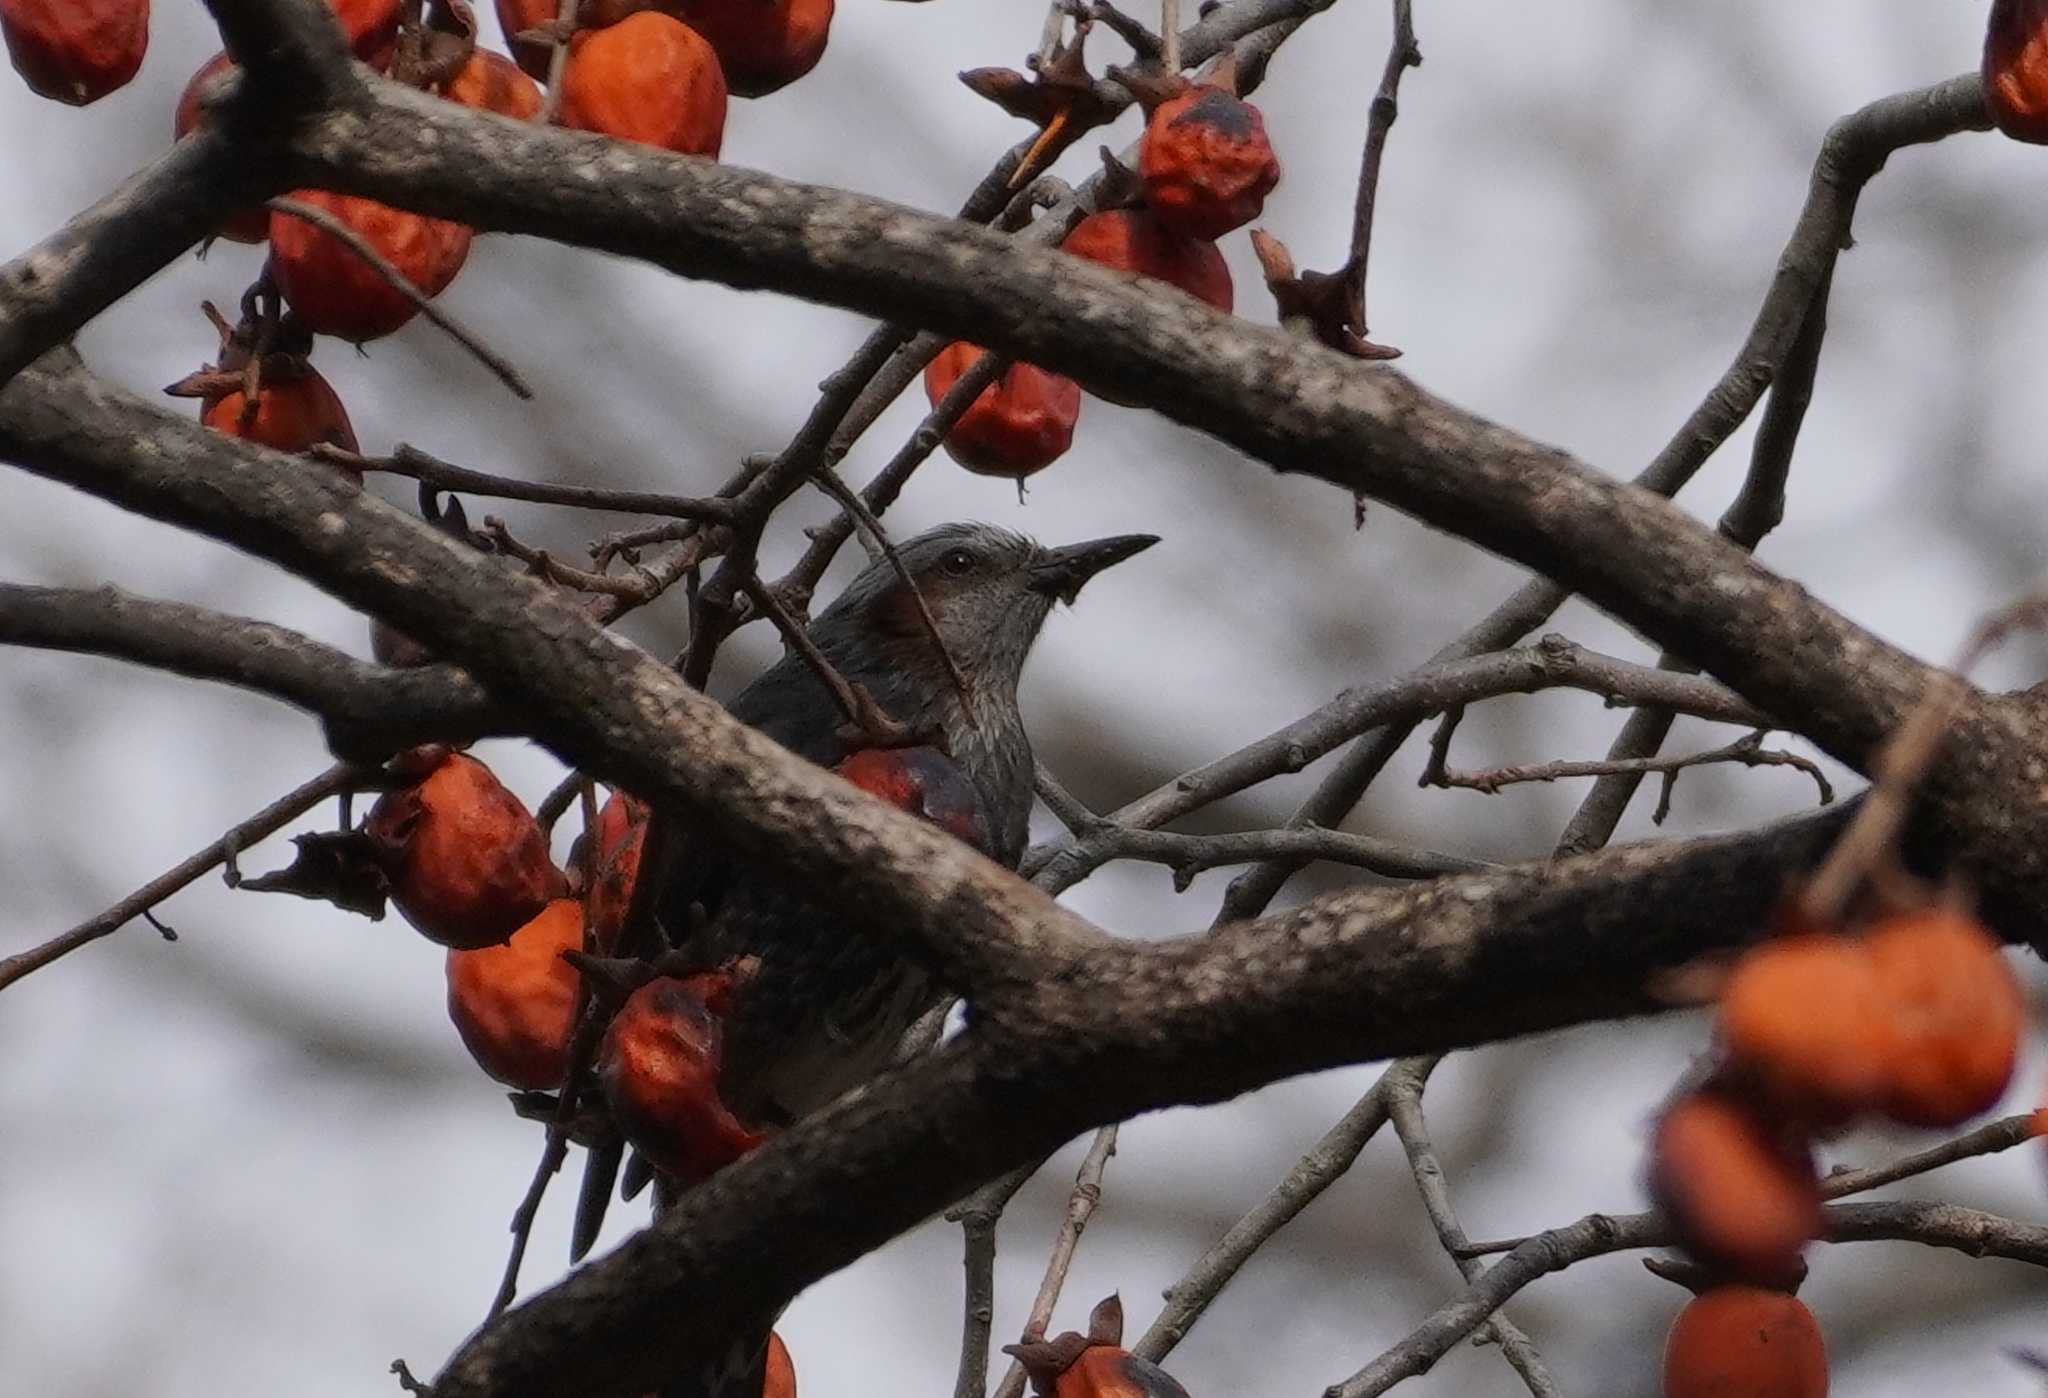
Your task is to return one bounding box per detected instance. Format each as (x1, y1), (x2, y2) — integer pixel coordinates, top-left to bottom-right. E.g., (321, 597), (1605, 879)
(390, 1358), (435, 1395)
(266, 198), (533, 400)
(1822, 1110), (2045, 1200)
(779, 349), (1014, 604)
(948, 1165), (1037, 1398)
(1027, 639), (1767, 890)
(1134, 1077), (1396, 1362)
(482, 517), (660, 599)
(1345, 0), (1419, 334)
(0, 762), (359, 993)
(1384, 1059), (1560, 1397)
(537, 0), (577, 126)
(1556, 267), (1840, 856)
(1417, 705), (1462, 789)
(990, 1127), (1120, 1398)
(1068, 1), (1161, 59)
(488, 1105), (579, 1317)
(1092, 823), (1492, 889)
(1033, 763), (1101, 836)
(804, 466), (972, 703)
(740, 574), (909, 746)
(1423, 729), (1833, 815)
(1159, 0), (1180, 71)
(336, 443), (736, 522)
(536, 770), (585, 833)
(1211, 75), (1991, 926)
(1331, 1202), (2048, 1398)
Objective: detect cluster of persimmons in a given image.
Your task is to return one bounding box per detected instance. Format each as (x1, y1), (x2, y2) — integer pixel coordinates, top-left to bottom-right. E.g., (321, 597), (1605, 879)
(1646, 893), (2024, 1398)
(337, 736), (998, 1396)
(926, 61), (1278, 483)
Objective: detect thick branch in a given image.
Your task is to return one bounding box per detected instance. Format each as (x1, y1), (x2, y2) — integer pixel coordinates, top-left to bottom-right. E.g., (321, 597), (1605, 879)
(276, 79), (1994, 777)
(0, 65), (2033, 1398)
(0, 133), (262, 387)
(1219, 75), (1990, 917)
(0, 582), (507, 756)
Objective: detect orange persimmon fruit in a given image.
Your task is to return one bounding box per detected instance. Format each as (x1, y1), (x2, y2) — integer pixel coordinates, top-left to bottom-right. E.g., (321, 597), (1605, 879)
(1865, 906), (2023, 1128)
(922, 343), (1080, 480)
(1663, 1285), (1828, 1398)
(1139, 83), (1280, 239)
(200, 365), (361, 456)
(440, 45), (543, 119)
(446, 897), (584, 1089)
(1716, 933), (1900, 1126)
(365, 751), (566, 949)
(557, 11), (726, 157)
(673, 0), (830, 97)
(1, 0), (147, 106)
(1649, 1089), (1821, 1285)
(598, 972), (764, 1185)
(1986, 0), (2048, 142)
(269, 189), (474, 342)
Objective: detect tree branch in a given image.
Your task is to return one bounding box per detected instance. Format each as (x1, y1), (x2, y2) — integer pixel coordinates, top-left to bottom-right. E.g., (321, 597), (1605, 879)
(0, 582), (507, 757)
(1215, 74), (1990, 919)
(989, 1126), (1120, 1398)
(1328, 1201), (2048, 1398)
(0, 762), (359, 992)
(1384, 1059), (1559, 1397)
(1025, 637), (1767, 890)
(343, 443), (738, 522)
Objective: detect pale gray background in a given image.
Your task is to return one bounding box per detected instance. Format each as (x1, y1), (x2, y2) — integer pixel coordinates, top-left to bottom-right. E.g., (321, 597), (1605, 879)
(3, 1), (2045, 1394)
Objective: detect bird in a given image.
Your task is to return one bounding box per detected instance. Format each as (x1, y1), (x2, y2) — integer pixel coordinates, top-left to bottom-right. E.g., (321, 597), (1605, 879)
(577, 522), (1156, 1396)
(665, 521), (1158, 1130)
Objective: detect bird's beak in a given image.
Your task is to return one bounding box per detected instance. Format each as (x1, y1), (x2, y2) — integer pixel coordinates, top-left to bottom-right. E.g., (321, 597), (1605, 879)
(1026, 534), (1160, 604)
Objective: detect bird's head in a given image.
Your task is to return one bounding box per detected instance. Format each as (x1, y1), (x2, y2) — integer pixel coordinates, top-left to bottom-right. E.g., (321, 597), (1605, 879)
(815, 522), (1159, 696)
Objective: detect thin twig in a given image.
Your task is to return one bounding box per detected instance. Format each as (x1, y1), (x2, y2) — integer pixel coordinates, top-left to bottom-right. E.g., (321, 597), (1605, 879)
(949, 1165), (1038, 1398)
(1417, 705), (1463, 789)
(739, 574), (907, 746)
(990, 1127), (1120, 1398)
(779, 349), (1014, 603)
(1211, 76), (1989, 927)
(1424, 729), (1833, 814)
(1344, 0), (1418, 334)
(805, 465), (972, 703)
(536, 769), (585, 834)
(1329, 1202), (2048, 1398)
(1103, 823), (1492, 888)
(537, 0), (577, 126)
(336, 443), (736, 522)
(1033, 763), (1100, 836)
(1026, 639), (1768, 890)
(1823, 1111), (2045, 1200)
(1159, 0), (1180, 71)
(0, 763), (359, 993)
(1555, 268), (1839, 856)
(1134, 1077), (1397, 1362)
(265, 198), (534, 400)
(482, 517), (660, 600)
(487, 1103), (579, 1317)
(1068, 1), (1161, 59)
(1384, 1059), (1560, 1397)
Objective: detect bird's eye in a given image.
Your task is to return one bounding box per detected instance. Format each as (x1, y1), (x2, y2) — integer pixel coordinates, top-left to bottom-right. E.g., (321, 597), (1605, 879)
(939, 548), (978, 577)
